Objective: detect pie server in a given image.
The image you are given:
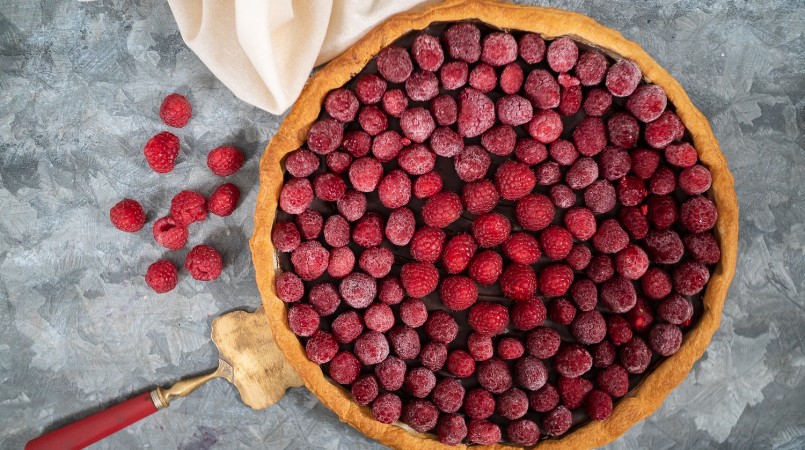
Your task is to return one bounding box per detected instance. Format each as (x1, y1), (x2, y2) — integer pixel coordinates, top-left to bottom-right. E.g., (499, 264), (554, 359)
(25, 307), (302, 450)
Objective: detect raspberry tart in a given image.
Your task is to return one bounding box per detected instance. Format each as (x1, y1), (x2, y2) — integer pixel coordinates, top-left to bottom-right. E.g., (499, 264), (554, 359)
(252, 0), (738, 448)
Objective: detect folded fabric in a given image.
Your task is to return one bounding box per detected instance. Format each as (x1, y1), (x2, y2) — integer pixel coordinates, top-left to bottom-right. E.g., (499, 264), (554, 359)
(168, 0), (434, 114)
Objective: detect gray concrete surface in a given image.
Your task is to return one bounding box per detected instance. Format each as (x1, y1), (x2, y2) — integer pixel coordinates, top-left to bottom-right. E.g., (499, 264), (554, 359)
(1, 0), (803, 449)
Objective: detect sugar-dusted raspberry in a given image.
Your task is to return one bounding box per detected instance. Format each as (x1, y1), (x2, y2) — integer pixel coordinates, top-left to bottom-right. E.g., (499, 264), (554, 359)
(571, 310), (606, 345)
(406, 70), (439, 101)
(546, 37), (578, 73)
(615, 244), (650, 280)
(352, 212), (384, 248)
(410, 226), (447, 263)
(601, 275), (637, 313)
(185, 244), (223, 281)
(275, 272), (304, 303)
(324, 88), (359, 123)
(543, 406), (572, 436)
(539, 225), (573, 260)
(658, 293), (694, 325)
(639, 267), (671, 301)
(207, 146), (244, 177)
(524, 69), (560, 109)
(469, 302), (509, 336)
(557, 375), (592, 409)
(649, 323), (683, 356)
(548, 297), (577, 325)
(514, 355), (547, 391)
(497, 387), (529, 420)
(620, 336), (651, 374)
(439, 275), (478, 311)
(380, 89), (407, 118)
(681, 195), (718, 233)
(626, 84), (667, 123)
(145, 260), (178, 294)
(585, 390), (613, 420)
(426, 310), (459, 343)
(562, 207), (594, 243)
(439, 60), (469, 90)
(363, 302), (395, 332)
(583, 87), (612, 116)
(535, 164), (558, 186)
(575, 50), (608, 85)
(385, 207), (415, 246)
(570, 278), (598, 311)
(371, 130), (403, 162)
(321, 215), (348, 248)
(354, 330), (390, 365)
(427, 130), (462, 161)
(549, 184), (576, 209)
(626, 297), (654, 333)
(420, 341), (448, 371)
(649, 165), (677, 196)
(347, 158), (382, 194)
(479, 31), (516, 66)
(342, 133), (370, 160)
(481, 125), (517, 156)
(514, 138), (548, 165)
(573, 116), (607, 156)
(457, 88), (495, 138)
(422, 191), (462, 229)
(413, 171), (443, 199)
(378, 276), (404, 306)
(618, 176), (648, 207)
(309, 283), (340, 316)
(409, 33), (443, 73)
(645, 110), (685, 149)
(593, 218), (629, 254)
(606, 59), (641, 97)
(464, 388), (496, 419)
(679, 164), (713, 195)
(339, 272), (376, 308)
(597, 364), (629, 397)
(547, 139), (576, 167)
(645, 229), (684, 264)
(328, 351), (361, 384)
(376, 46), (413, 83)
(560, 74), (582, 90)
(437, 414), (468, 445)
(472, 213), (511, 248)
(684, 232), (721, 265)
(540, 264), (574, 297)
(592, 340), (617, 368)
(674, 259), (711, 295)
(444, 22), (481, 62)
(586, 254), (615, 284)
(372, 393), (402, 424)
(646, 195), (679, 230)
(599, 146), (632, 181)
(305, 330), (339, 364)
(502, 233), (540, 265)
(432, 378), (465, 413)
(355, 73), (387, 104)
(529, 383), (559, 412)
(307, 118), (344, 155)
(584, 179), (617, 214)
(327, 246), (355, 278)
(563, 157), (597, 191)
(495, 161), (536, 200)
(313, 173), (346, 202)
(558, 84), (583, 116)
(352, 374), (379, 405)
(507, 419), (540, 446)
(468, 419), (501, 445)
(667, 143), (700, 170)
(400, 262), (439, 298)
(285, 149), (318, 178)
(527, 109), (563, 144)
(514, 194), (554, 232)
(398, 298), (428, 329)
(405, 367), (437, 398)
(555, 344), (593, 378)
(377, 169), (411, 209)
(566, 243), (593, 271)
(359, 105), (389, 136)
(468, 250), (504, 285)
(515, 33), (544, 63)
(143, 131), (180, 173)
(331, 311), (363, 344)
(170, 190), (207, 226)
(497, 338), (525, 360)
(325, 151), (351, 175)
(469, 63), (498, 93)
(526, 326), (561, 359)
(454, 145), (491, 183)
(500, 63), (524, 94)
(607, 315), (633, 346)
(460, 334), (491, 364)
(375, 356), (406, 391)
(629, 149), (659, 180)
(109, 199), (145, 233)
(447, 349), (476, 378)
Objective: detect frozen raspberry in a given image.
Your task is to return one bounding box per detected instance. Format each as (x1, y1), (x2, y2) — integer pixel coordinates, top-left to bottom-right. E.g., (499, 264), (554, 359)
(571, 310), (607, 345)
(658, 294), (694, 325)
(404, 367), (437, 398)
(206, 182), (240, 216)
(479, 31), (517, 66)
(324, 88), (359, 122)
(376, 46), (413, 83)
(536, 163), (561, 186)
(549, 184), (576, 209)
(563, 206), (596, 241)
(558, 84), (582, 116)
(516, 33), (544, 63)
(331, 311), (363, 344)
(422, 191), (462, 228)
(593, 218), (629, 254)
(444, 23), (481, 62)
(649, 323), (683, 356)
(351, 374), (379, 405)
(681, 195), (718, 233)
(514, 356), (547, 391)
(585, 390), (613, 420)
(601, 275), (637, 313)
(592, 340), (617, 368)
(526, 326), (561, 359)
(573, 116), (607, 156)
(627, 149), (658, 181)
(507, 419), (540, 446)
(599, 146), (632, 180)
(432, 378), (465, 413)
(275, 272), (304, 303)
(464, 388), (495, 419)
(540, 264), (574, 297)
(497, 338), (525, 360)
(469, 63), (498, 93)
(502, 233), (541, 265)
(170, 190), (207, 226)
(385, 207), (415, 246)
(420, 342), (448, 371)
(279, 178), (313, 215)
(529, 383), (559, 412)
(342, 131), (371, 158)
(455, 145), (492, 182)
(206, 146), (245, 177)
(339, 271), (377, 308)
(159, 93), (191, 128)
(462, 180), (498, 215)
(496, 387), (529, 421)
(378, 276), (404, 306)
(352, 212), (384, 248)
(110, 199), (145, 232)
(399, 298), (427, 329)
(597, 364), (629, 397)
(457, 88), (495, 137)
(372, 393), (402, 424)
(549, 298), (577, 325)
(678, 164), (713, 195)
(584, 179), (617, 214)
(496, 95), (533, 127)
(413, 171), (443, 199)
(305, 330), (339, 364)
(564, 157), (598, 191)
(307, 118), (344, 155)
(646, 195), (678, 229)
(428, 95), (457, 128)
(400, 262), (439, 298)
(527, 109), (563, 144)
(615, 244), (650, 280)
(575, 50), (608, 85)
(645, 111), (685, 149)
(548, 139), (578, 166)
(569, 278), (598, 311)
(566, 243), (593, 271)
(684, 232), (721, 265)
(399, 107), (434, 143)
(557, 375), (592, 409)
(627, 84), (667, 123)
(363, 303), (394, 333)
(285, 149), (319, 178)
(313, 173), (346, 202)
(411, 33), (444, 72)
(543, 406), (572, 436)
(439, 60), (469, 90)
(288, 304), (320, 337)
(607, 315), (633, 346)
(674, 259), (711, 295)
(500, 63), (524, 94)
(406, 70), (439, 101)
(426, 310), (459, 343)
(375, 357), (406, 390)
(583, 87), (613, 116)
(429, 128), (463, 159)
(466, 333), (493, 361)
(321, 215), (349, 248)
(468, 250), (504, 285)
(439, 275), (478, 311)
(606, 59), (641, 97)
(143, 131), (180, 173)
(355, 73), (386, 104)
(626, 297), (654, 333)
(309, 283), (340, 315)
(604, 114), (638, 151)
(524, 69), (560, 109)
(469, 302), (509, 336)
(620, 337), (651, 374)
(327, 246), (355, 278)
(359, 105), (388, 136)
(546, 37), (578, 72)
(153, 216), (188, 250)
(395, 145), (432, 176)
(437, 414), (468, 445)
(555, 344), (593, 378)
(145, 260), (178, 293)
(481, 125), (516, 156)
(468, 419), (501, 445)
(639, 267), (672, 301)
(447, 349), (476, 378)
(617, 206), (649, 240)
(441, 233), (477, 275)
(495, 161), (536, 200)
(472, 213), (511, 248)
(354, 330), (390, 365)
(377, 169), (411, 209)
(515, 194), (554, 231)
(648, 168), (677, 198)
(371, 130), (403, 162)
(586, 254), (615, 284)
(359, 247), (394, 279)
(185, 245), (222, 281)
(618, 176), (649, 206)
(381, 89), (408, 118)
(539, 225), (573, 260)
(645, 229), (684, 264)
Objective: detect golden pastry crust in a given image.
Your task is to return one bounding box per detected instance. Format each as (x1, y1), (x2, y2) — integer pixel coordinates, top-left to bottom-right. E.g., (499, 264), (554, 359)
(250, 0), (739, 448)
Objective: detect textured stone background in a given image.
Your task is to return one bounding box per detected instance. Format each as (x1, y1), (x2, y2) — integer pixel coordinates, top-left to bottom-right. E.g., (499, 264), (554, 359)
(1, 0), (803, 449)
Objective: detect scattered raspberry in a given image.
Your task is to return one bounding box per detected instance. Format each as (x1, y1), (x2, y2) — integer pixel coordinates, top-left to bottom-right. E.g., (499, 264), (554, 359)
(412, 34), (444, 71)
(464, 388), (495, 419)
(359, 247), (394, 279)
(437, 414), (468, 445)
(185, 244), (222, 281)
(404, 367), (437, 398)
(607, 315), (633, 346)
(527, 109), (563, 144)
(376, 46), (413, 83)
(626, 297), (654, 333)
(645, 111), (684, 149)
(526, 327), (561, 359)
(444, 23), (481, 63)
(426, 310), (459, 343)
(208, 147), (246, 178)
(439, 275), (478, 310)
(575, 50), (608, 85)
(339, 271), (377, 308)
(352, 212), (384, 248)
(159, 93), (191, 128)
(495, 161), (536, 200)
(372, 393), (402, 424)
(285, 149), (319, 178)
(658, 294), (694, 325)
(279, 178), (313, 215)
(342, 130), (371, 157)
(406, 70), (440, 101)
(378, 276), (404, 306)
(375, 357), (406, 391)
(513, 296), (548, 329)
(593, 218), (630, 254)
(566, 243), (593, 271)
(539, 225), (573, 260)
(457, 88), (495, 137)
(564, 206), (597, 240)
(500, 63), (524, 94)
(400, 262), (439, 298)
(462, 180), (499, 215)
(309, 283), (340, 315)
(571, 310), (607, 345)
(592, 340), (617, 368)
(354, 330), (390, 365)
(507, 419), (540, 446)
(472, 213), (511, 248)
(497, 338), (525, 360)
(597, 364), (630, 397)
(307, 118), (344, 154)
(547, 37), (578, 72)
(447, 349), (476, 378)
(543, 406), (572, 436)
(355, 73), (387, 104)
(152, 216), (188, 251)
(584, 179), (617, 214)
(645, 229), (684, 264)
(327, 246), (355, 278)
(497, 95), (533, 126)
(586, 254), (615, 284)
(331, 311), (363, 344)
(351, 374), (379, 405)
(205, 183), (239, 217)
(585, 390), (613, 420)
(143, 131), (180, 173)
(540, 264), (574, 297)
(557, 375), (592, 409)
(422, 191), (462, 228)
(627, 84), (667, 123)
(529, 383), (559, 412)
(681, 195), (718, 233)
(583, 87), (612, 116)
(649, 323), (683, 356)
(110, 199), (146, 232)
(481, 125), (517, 156)
(385, 207), (415, 246)
(503, 232), (541, 265)
(469, 302), (509, 336)
(570, 278), (598, 311)
(600, 275), (637, 313)
(439, 61), (469, 90)
(620, 337), (651, 374)
(275, 271), (304, 303)
(524, 69), (560, 109)
(515, 194), (554, 231)
(305, 330), (339, 364)
(515, 356), (547, 391)
(548, 297), (577, 325)
(381, 89), (408, 118)
(469, 63), (498, 93)
(288, 303), (320, 337)
(432, 378), (465, 413)
(420, 342), (448, 372)
(145, 260), (178, 293)
(324, 88), (359, 122)
(606, 59), (641, 97)
(359, 105), (389, 136)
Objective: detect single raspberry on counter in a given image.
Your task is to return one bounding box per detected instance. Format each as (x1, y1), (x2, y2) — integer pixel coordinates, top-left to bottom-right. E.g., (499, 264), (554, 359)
(497, 338), (525, 360)
(620, 336), (652, 374)
(503, 233), (541, 265)
(585, 390), (613, 420)
(351, 374), (379, 405)
(152, 216), (189, 251)
(442, 233), (477, 274)
(515, 356), (547, 391)
(605, 59), (641, 97)
(144, 131), (180, 173)
(437, 414), (468, 445)
(324, 88), (359, 122)
(526, 326), (561, 359)
(420, 342), (448, 371)
(275, 272), (304, 303)
(439, 275), (478, 310)
(455, 144), (491, 182)
(557, 375), (592, 409)
(271, 221), (300, 252)
(285, 148), (319, 178)
(288, 303), (320, 337)
(528, 383), (559, 412)
(469, 302), (509, 336)
(548, 297), (577, 325)
(207, 146), (244, 176)
(444, 23), (481, 63)
(307, 118), (344, 154)
(543, 406), (572, 436)
(331, 311), (363, 344)
(464, 388), (495, 419)
(404, 367), (437, 398)
(305, 330), (339, 364)
(422, 191), (462, 228)
(372, 393), (402, 424)
(649, 323), (683, 356)
(385, 207), (415, 246)
(447, 349), (476, 378)
(401, 262), (439, 298)
(159, 93), (191, 128)
(110, 199), (146, 232)
(145, 260), (178, 293)
(432, 378), (465, 413)
(308, 283), (340, 315)
(185, 244), (222, 281)
(208, 183), (239, 216)
(425, 310), (459, 344)
(376, 46), (413, 83)
(571, 310), (607, 345)
(597, 364), (630, 397)
(412, 33), (444, 71)
(278, 178), (313, 215)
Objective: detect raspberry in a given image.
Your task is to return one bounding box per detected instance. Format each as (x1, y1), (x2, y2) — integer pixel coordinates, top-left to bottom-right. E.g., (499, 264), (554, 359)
(618, 206), (650, 240)
(437, 414), (468, 445)
(640, 267), (672, 300)
(400, 262), (439, 297)
(339, 272), (377, 308)
(378, 276), (404, 306)
(481, 125), (516, 156)
(464, 388), (495, 419)
(647, 195), (679, 229)
(429, 126), (464, 157)
(495, 161), (536, 200)
(515, 356), (547, 390)
(352, 212), (384, 248)
(425, 310), (459, 343)
(430, 95), (457, 127)
(324, 88), (359, 123)
(512, 297), (546, 330)
(469, 302), (509, 336)
(439, 275), (478, 310)
(497, 387), (529, 420)
(454, 144), (491, 182)
(351, 374), (379, 405)
(400, 297), (428, 328)
(275, 272), (304, 303)
(331, 311), (363, 344)
(650, 166), (677, 195)
(385, 207), (415, 246)
(447, 349), (476, 378)
(432, 378), (465, 413)
(526, 326), (561, 359)
(404, 367), (436, 398)
(355, 73), (387, 104)
(469, 63), (498, 93)
(472, 213), (511, 248)
(413, 171), (443, 199)
(674, 259), (711, 295)
(377, 169), (411, 209)
(145, 260), (178, 293)
(305, 330), (339, 364)
(658, 294), (694, 325)
(630, 148), (660, 180)
(503, 233), (541, 265)
(295, 210), (323, 240)
(371, 130), (403, 162)
(527, 109), (563, 144)
(442, 233), (477, 274)
(583, 87), (612, 116)
(457, 88), (495, 137)
(467, 333), (494, 361)
(159, 93), (191, 127)
(548, 298), (576, 325)
(627, 297), (654, 333)
(558, 84), (582, 116)
(480, 31), (517, 66)
(497, 95), (533, 126)
(507, 419), (540, 446)
(290, 241), (330, 281)
(342, 130), (371, 157)
(564, 156), (598, 191)
(585, 390), (613, 420)
(529, 383), (559, 412)
(592, 340), (617, 368)
(399, 107), (435, 143)
(645, 111), (684, 149)
(376, 46), (413, 83)
(515, 194), (554, 231)
(469, 250), (503, 285)
(569, 278), (597, 311)
(327, 246), (355, 278)
(143, 131), (180, 173)
(354, 330), (390, 365)
(566, 243), (593, 271)
(584, 179), (617, 214)
(500, 63), (524, 94)
(564, 206), (596, 240)
(375, 357), (406, 391)
(607, 315), (633, 346)
(110, 199), (146, 232)
(462, 180), (499, 215)
(557, 375), (592, 409)
(549, 139), (578, 166)
(606, 59), (641, 97)
(524, 69), (560, 109)
(649, 323), (683, 356)
(288, 304), (320, 337)
(573, 116), (607, 156)
(372, 393), (402, 424)
(359, 105), (389, 136)
(150, 216), (188, 251)
(307, 118), (344, 154)
(412, 33), (444, 71)
(618, 176), (648, 206)
(279, 178), (313, 215)
(645, 229), (684, 264)
(439, 60), (469, 90)
(444, 23), (481, 63)
(684, 232), (721, 265)
(285, 149), (319, 178)
(554, 344), (593, 378)
(597, 364), (630, 397)
(540, 225), (573, 260)
(347, 304), (384, 343)
(601, 275), (637, 313)
(381, 89), (408, 118)
(406, 70), (439, 101)
(468, 419), (501, 445)
(615, 244), (650, 280)
(518, 33), (545, 63)
(627, 84), (667, 123)
(571, 310), (606, 345)
(321, 215), (349, 248)
(546, 37), (578, 72)
(420, 342), (448, 371)
(185, 244), (223, 281)
(543, 406), (572, 436)
(599, 146), (632, 181)
(309, 283), (340, 315)
(535, 162), (560, 186)
(575, 50), (608, 85)
(422, 191), (462, 228)
(681, 195), (718, 233)
(497, 338), (525, 360)
(359, 248), (394, 279)
(665, 143), (699, 170)
(312, 173), (345, 202)
(396, 144), (434, 177)
(620, 337), (651, 374)
(679, 164), (713, 195)
(593, 218), (629, 254)
(540, 264), (574, 297)
(586, 254), (615, 284)
(204, 183), (239, 217)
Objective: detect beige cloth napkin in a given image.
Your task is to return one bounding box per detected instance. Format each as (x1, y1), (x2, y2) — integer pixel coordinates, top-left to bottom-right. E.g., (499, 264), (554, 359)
(168, 0), (435, 114)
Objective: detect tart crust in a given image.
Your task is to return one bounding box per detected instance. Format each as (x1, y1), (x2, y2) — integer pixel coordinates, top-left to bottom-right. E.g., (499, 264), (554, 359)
(250, 0), (739, 448)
